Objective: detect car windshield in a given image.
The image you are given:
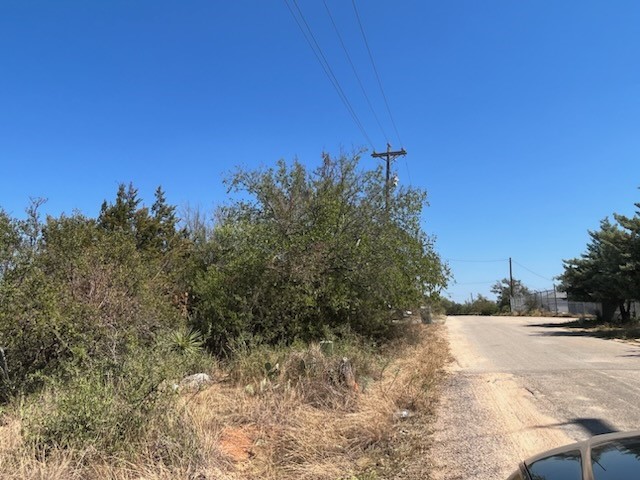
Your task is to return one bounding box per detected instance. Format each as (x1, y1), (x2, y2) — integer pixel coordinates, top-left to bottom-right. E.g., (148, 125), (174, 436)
(591, 437), (640, 479)
(525, 450), (582, 480)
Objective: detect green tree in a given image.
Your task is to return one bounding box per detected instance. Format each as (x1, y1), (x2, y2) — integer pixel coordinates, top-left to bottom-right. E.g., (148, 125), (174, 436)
(98, 183), (140, 234)
(189, 152), (449, 353)
(0, 186), (189, 396)
(559, 218), (633, 322)
(614, 200), (640, 301)
(440, 297), (466, 315)
(491, 278), (531, 312)
(0, 208), (20, 278)
(469, 294), (499, 315)
(441, 295), (498, 316)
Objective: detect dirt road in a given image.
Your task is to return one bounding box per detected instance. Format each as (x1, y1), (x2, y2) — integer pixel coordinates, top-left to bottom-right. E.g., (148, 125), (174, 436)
(427, 315), (640, 479)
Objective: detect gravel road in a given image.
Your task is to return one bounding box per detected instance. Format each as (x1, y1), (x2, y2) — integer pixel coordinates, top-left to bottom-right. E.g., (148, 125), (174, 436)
(427, 315), (640, 480)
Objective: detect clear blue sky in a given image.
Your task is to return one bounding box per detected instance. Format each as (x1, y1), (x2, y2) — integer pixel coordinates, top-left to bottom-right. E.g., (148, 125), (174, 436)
(1, 1), (639, 302)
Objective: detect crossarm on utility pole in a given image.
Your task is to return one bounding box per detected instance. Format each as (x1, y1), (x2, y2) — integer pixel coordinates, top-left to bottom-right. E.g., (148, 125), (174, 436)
(371, 143), (407, 211)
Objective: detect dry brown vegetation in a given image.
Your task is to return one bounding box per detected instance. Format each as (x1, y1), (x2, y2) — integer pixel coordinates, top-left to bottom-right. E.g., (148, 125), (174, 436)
(0, 323), (448, 480)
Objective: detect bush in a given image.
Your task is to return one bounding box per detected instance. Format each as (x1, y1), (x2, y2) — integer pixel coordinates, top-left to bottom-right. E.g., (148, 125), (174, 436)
(225, 331), (387, 412)
(23, 345), (203, 463)
(472, 295), (499, 316)
(439, 295), (499, 316)
(189, 153), (450, 352)
(0, 190), (189, 397)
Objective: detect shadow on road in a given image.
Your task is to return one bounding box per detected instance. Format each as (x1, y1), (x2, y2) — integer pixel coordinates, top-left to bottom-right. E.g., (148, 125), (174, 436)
(449, 418), (619, 445)
(529, 418), (619, 437)
(565, 417), (619, 436)
(525, 320), (640, 341)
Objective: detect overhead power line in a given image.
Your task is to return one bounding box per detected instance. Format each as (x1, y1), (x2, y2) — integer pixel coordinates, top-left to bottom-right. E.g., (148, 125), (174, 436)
(446, 258), (509, 263)
(352, 0), (403, 148)
(512, 260), (555, 282)
(322, 0), (389, 144)
(283, 0), (375, 149)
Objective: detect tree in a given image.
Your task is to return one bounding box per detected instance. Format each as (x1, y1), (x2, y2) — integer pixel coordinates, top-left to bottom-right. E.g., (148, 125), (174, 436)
(189, 152), (450, 353)
(491, 278), (531, 312)
(98, 183), (140, 234)
(469, 294), (499, 316)
(0, 187), (189, 396)
(0, 208), (20, 279)
(559, 218), (633, 322)
(614, 200), (640, 301)
(440, 295), (498, 316)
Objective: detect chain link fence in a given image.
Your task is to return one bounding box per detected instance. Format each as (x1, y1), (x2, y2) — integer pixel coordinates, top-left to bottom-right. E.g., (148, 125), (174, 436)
(509, 289), (639, 319)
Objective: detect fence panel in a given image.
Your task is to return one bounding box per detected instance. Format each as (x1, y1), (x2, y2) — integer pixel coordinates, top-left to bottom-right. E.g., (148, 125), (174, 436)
(510, 291), (640, 319)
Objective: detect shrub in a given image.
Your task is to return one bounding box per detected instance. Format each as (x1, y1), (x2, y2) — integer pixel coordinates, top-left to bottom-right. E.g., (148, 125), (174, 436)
(23, 345), (203, 464)
(189, 153), (450, 352)
(0, 190), (189, 397)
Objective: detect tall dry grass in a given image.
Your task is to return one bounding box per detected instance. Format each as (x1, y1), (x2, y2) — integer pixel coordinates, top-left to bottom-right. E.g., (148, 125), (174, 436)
(0, 323), (448, 479)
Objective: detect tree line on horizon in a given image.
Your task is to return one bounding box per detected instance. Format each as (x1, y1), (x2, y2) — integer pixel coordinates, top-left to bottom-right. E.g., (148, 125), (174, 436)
(440, 278), (531, 316)
(440, 194), (640, 321)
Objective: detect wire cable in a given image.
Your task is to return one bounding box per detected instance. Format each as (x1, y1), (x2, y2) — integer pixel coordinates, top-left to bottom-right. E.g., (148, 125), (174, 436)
(446, 258), (509, 263)
(403, 156), (413, 186)
(512, 260), (555, 282)
(322, 0), (389, 144)
(284, 0), (375, 149)
(351, 0), (404, 147)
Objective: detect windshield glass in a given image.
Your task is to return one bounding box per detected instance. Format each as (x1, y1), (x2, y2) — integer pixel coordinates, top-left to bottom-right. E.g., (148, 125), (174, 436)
(526, 450), (582, 480)
(592, 437), (640, 479)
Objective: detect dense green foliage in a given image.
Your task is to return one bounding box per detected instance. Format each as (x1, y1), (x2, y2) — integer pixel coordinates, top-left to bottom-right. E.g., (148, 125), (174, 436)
(559, 198), (640, 322)
(0, 151), (449, 458)
(439, 278), (531, 316)
(0, 187), (205, 459)
(440, 294), (499, 316)
(490, 278), (531, 312)
(24, 344), (197, 458)
(0, 187), (188, 396)
(189, 153), (449, 353)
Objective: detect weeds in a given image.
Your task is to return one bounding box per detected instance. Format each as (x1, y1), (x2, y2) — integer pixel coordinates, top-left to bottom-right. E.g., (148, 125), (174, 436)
(0, 323), (448, 479)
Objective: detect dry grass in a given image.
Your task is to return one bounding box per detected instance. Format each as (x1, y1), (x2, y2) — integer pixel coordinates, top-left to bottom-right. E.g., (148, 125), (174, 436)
(0, 324), (449, 479)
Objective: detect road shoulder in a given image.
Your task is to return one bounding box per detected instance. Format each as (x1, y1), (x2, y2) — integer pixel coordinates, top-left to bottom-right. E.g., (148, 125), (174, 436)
(426, 317), (572, 480)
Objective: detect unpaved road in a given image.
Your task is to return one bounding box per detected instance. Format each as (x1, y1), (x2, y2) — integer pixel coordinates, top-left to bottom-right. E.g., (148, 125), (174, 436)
(427, 315), (640, 479)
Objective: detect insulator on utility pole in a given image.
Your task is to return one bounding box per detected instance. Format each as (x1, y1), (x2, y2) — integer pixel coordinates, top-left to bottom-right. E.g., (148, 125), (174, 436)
(371, 143), (407, 211)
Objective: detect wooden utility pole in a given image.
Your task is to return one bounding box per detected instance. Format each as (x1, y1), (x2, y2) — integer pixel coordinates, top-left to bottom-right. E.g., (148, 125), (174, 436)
(371, 143), (407, 211)
(509, 256), (514, 298)
(507, 257), (515, 313)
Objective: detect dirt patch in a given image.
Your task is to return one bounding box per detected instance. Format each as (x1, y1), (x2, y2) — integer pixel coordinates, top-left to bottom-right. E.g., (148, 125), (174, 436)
(218, 426), (257, 463)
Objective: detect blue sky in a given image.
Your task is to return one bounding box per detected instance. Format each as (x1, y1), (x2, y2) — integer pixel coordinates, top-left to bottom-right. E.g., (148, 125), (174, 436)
(1, 1), (639, 302)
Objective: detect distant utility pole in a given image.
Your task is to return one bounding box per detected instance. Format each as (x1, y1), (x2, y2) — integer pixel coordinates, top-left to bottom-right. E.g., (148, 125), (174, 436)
(371, 143), (407, 211)
(509, 257), (514, 296)
(509, 257), (514, 310)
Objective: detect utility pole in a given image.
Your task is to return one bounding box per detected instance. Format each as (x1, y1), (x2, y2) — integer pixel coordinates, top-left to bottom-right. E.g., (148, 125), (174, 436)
(509, 257), (514, 297)
(509, 257), (515, 313)
(371, 143), (407, 211)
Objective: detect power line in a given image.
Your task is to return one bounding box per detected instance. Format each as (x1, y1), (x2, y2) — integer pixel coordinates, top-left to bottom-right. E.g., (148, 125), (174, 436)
(403, 156), (413, 186)
(284, 0), (374, 149)
(351, 0), (403, 147)
(446, 258), (509, 263)
(512, 260), (555, 282)
(287, 0), (373, 148)
(322, 0), (389, 144)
